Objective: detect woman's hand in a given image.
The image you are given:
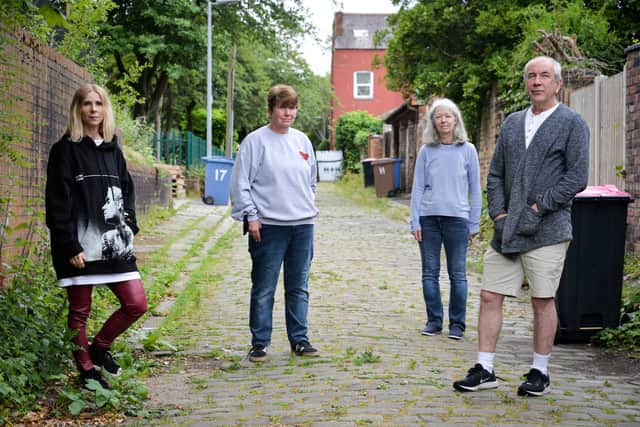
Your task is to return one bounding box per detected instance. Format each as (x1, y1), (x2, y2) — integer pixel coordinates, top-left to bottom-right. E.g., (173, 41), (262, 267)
(411, 230), (422, 242)
(470, 232), (478, 241)
(69, 252), (86, 269)
(248, 220), (262, 242)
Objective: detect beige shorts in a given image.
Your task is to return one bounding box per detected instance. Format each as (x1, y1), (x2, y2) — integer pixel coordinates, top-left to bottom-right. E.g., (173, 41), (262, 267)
(481, 242), (570, 298)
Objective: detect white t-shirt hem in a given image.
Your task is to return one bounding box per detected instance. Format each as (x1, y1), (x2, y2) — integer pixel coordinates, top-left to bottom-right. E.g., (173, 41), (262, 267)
(59, 271), (141, 287)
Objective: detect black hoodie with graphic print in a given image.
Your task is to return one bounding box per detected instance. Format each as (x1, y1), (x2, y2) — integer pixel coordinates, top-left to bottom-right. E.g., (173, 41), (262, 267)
(45, 135), (139, 280)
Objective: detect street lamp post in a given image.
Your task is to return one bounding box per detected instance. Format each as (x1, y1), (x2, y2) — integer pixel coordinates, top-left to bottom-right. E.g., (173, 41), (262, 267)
(207, 0), (240, 158)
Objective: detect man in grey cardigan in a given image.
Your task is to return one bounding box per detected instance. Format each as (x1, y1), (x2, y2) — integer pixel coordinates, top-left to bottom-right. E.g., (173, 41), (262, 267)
(453, 56), (589, 396)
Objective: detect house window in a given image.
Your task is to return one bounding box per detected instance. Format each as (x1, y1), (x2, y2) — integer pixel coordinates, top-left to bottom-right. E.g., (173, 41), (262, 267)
(354, 71), (373, 99)
(353, 29), (369, 38)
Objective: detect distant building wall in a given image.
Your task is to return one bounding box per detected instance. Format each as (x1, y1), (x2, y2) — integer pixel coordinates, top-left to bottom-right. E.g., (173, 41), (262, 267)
(331, 49), (404, 121)
(330, 12), (405, 148)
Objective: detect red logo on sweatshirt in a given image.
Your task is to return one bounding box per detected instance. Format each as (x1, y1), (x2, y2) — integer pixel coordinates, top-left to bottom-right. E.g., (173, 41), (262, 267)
(299, 151), (309, 160)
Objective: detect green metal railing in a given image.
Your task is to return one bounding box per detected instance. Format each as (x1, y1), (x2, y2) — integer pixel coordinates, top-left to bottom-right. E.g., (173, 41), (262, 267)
(151, 130), (227, 170)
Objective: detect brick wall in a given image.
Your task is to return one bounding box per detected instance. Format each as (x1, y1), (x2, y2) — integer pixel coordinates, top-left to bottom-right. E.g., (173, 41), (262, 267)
(477, 83), (503, 185)
(367, 135), (383, 158)
(625, 44), (640, 252)
(0, 29), (171, 269)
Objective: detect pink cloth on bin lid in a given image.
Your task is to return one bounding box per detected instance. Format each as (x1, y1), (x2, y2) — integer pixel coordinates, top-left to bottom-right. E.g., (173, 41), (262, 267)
(576, 185), (632, 198)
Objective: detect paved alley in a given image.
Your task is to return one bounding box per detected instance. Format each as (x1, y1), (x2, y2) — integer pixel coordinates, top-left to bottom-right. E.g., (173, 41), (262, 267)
(131, 183), (640, 426)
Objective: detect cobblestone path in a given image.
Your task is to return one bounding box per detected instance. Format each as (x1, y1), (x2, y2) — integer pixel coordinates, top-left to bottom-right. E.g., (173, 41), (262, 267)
(131, 183), (640, 426)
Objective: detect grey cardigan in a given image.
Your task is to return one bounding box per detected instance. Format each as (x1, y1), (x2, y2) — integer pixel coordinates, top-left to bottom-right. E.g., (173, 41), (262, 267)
(487, 103), (589, 254)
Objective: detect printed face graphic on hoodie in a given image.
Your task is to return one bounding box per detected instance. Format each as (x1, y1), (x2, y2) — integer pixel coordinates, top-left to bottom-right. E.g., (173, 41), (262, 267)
(101, 186), (134, 261)
(102, 187), (121, 221)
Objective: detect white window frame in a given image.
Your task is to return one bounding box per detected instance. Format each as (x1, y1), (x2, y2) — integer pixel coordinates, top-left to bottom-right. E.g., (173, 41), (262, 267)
(353, 71), (374, 100)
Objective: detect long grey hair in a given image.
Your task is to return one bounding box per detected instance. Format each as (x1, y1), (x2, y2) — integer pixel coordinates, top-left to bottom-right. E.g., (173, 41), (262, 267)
(422, 98), (468, 146)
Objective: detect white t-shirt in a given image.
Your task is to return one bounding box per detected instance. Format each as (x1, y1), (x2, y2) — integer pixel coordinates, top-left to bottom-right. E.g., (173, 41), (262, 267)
(525, 103), (560, 148)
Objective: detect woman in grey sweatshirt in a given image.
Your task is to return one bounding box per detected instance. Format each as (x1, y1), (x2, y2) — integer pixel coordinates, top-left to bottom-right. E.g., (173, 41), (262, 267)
(230, 84), (319, 363)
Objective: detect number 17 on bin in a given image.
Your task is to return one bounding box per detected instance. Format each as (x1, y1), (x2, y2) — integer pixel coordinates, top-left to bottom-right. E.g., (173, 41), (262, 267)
(215, 169), (228, 181)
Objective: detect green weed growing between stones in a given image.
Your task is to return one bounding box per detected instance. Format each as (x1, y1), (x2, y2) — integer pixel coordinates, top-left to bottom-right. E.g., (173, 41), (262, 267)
(353, 349), (381, 366)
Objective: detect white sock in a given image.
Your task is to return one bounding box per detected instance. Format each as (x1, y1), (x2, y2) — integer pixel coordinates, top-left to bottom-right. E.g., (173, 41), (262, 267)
(478, 352), (495, 373)
(531, 352), (550, 375)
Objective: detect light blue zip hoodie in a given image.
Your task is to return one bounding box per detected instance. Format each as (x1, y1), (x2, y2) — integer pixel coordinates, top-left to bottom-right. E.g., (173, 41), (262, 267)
(230, 125), (318, 225)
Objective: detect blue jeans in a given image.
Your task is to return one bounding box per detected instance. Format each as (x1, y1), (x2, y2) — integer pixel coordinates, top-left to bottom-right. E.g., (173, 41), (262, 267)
(249, 224), (314, 347)
(418, 216), (469, 331)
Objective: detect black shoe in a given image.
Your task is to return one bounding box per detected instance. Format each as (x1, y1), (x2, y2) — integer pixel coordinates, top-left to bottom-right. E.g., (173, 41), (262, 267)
(292, 341), (319, 357)
(420, 324), (442, 336)
(517, 368), (550, 396)
(89, 344), (121, 375)
(453, 363), (499, 392)
(80, 367), (110, 390)
(248, 345), (267, 362)
(448, 325), (464, 340)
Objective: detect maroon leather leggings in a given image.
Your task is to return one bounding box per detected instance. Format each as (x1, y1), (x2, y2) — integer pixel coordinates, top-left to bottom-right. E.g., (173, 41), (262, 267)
(66, 279), (147, 371)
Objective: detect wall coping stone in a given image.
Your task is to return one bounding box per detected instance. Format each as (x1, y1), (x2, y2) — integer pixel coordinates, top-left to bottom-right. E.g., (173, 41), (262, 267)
(625, 43), (640, 54)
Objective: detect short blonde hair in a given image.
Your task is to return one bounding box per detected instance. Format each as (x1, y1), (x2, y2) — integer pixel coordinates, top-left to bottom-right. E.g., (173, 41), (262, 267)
(422, 98), (468, 146)
(67, 84), (116, 143)
(267, 84), (299, 112)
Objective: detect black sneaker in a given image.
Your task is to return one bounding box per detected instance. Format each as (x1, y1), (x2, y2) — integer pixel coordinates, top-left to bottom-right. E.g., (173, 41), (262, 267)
(249, 345), (267, 362)
(89, 344), (121, 375)
(517, 368), (550, 396)
(292, 341), (319, 357)
(453, 363), (499, 392)
(80, 367), (110, 390)
(420, 324), (442, 336)
(448, 325), (464, 340)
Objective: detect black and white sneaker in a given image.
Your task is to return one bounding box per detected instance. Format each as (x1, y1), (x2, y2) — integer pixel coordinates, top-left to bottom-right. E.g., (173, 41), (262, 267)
(89, 344), (121, 376)
(292, 341), (319, 357)
(248, 345), (268, 362)
(517, 368), (550, 396)
(453, 363), (499, 392)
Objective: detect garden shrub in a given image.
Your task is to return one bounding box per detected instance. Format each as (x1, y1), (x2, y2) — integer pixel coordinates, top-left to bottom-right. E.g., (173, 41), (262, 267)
(334, 111), (382, 173)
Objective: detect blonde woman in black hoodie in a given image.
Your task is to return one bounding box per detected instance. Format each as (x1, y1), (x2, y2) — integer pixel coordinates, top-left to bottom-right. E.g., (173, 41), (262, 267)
(45, 84), (147, 389)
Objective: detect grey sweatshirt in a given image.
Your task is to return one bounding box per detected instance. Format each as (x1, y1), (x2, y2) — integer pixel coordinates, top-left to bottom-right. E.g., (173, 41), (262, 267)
(487, 103), (589, 254)
(230, 125), (318, 225)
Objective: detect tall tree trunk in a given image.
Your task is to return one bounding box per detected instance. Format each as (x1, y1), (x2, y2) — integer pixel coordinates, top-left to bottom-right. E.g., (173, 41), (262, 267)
(186, 100), (196, 132)
(155, 92), (164, 162)
(164, 85), (173, 132)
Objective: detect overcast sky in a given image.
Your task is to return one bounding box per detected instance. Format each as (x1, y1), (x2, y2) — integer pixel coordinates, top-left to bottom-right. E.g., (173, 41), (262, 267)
(298, 0), (400, 76)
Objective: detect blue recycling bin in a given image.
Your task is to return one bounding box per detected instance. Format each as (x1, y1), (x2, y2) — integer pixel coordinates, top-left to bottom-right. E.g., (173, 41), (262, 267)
(202, 156), (234, 205)
(392, 158), (402, 192)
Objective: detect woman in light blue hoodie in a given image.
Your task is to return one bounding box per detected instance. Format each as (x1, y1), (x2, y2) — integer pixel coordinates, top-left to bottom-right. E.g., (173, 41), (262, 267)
(410, 98), (481, 340)
(230, 84), (319, 362)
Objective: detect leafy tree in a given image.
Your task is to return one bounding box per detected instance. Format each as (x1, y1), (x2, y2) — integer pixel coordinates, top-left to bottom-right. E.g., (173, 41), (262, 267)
(386, 0), (624, 139)
(499, 1), (623, 113)
(586, 0), (640, 45)
(180, 107), (227, 150)
(98, 0), (313, 136)
(334, 111), (382, 173)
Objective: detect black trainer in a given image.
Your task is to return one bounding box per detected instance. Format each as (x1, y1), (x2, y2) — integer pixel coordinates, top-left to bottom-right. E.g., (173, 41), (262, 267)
(89, 344), (121, 375)
(248, 345), (267, 362)
(453, 363), (499, 392)
(80, 367), (110, 389)
(517, 368), (550, 396)
(292, 341), (319, 357)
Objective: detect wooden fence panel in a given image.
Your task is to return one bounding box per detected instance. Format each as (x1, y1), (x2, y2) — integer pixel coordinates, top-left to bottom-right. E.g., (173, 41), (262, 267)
(570, 72), (625, 188)
(599, 72), (625, 188)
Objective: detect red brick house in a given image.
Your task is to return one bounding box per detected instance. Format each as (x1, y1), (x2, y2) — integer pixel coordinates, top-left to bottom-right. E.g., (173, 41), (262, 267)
(330, 12), (404, 148)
